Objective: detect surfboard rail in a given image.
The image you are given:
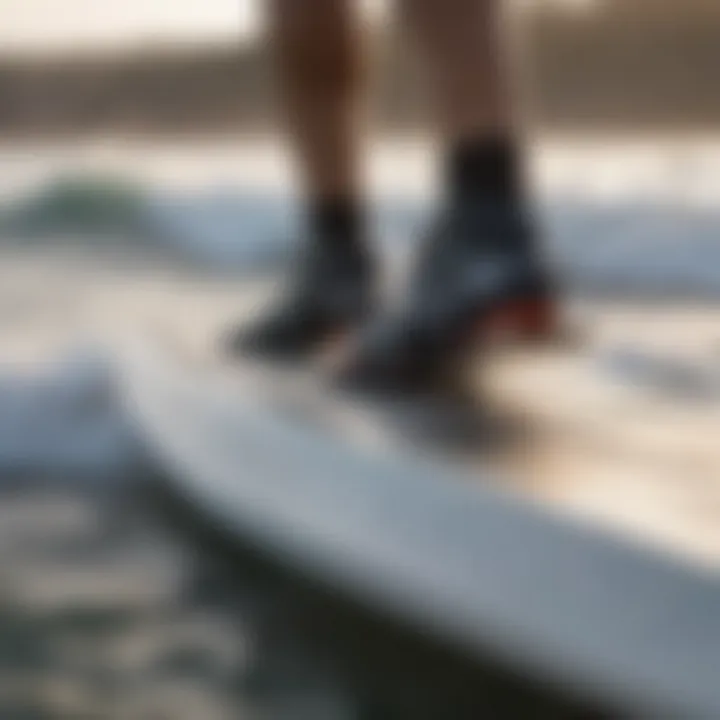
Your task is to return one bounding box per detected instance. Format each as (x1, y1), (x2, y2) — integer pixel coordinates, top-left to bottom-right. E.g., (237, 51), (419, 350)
(120, 342), (720, 718)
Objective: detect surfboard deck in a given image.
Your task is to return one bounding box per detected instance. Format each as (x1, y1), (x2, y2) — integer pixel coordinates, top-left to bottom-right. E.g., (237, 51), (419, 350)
(118, 297), (720, 718)
(123, 288), (720, 567)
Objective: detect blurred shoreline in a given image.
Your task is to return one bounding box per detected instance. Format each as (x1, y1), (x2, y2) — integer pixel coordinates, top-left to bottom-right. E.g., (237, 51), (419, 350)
(0, 4), (719, 138)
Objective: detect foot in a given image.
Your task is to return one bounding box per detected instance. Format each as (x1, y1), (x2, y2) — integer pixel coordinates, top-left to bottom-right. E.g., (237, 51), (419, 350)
(334, 199), (557, 395)
(226, 237), (374, 361)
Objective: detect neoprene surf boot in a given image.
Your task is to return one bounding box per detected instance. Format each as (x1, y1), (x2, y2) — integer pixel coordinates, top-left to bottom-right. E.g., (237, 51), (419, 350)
(227, 232), (375, 361)
(333, 197), (557, 394)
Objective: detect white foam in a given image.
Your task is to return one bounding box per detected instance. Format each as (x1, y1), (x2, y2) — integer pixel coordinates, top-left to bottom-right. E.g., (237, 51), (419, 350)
(0, 346), (137, 474)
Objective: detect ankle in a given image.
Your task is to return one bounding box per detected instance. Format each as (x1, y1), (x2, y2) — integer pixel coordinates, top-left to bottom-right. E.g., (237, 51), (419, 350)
(447, 136), (523, 206)
(309, 196), (365, 251)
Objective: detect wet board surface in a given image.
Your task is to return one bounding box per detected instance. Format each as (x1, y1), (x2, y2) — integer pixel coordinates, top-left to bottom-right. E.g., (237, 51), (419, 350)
(119, 298), (720, 717)
(479, 305), (720, 566)
(132, 293), (720, 568)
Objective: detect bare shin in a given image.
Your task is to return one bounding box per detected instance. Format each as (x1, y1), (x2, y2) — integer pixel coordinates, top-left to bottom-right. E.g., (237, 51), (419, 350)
(269, 0), (365, 201)
(398, 0), (512, 142)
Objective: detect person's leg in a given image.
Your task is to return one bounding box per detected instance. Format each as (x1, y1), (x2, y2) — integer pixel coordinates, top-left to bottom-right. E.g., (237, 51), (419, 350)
(401, 0), (512, 148)
(338, 0), (554, 393)
(399, 0), (522, 208)
(271, 0), (364, 207)
(230, 0), (373, 359)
